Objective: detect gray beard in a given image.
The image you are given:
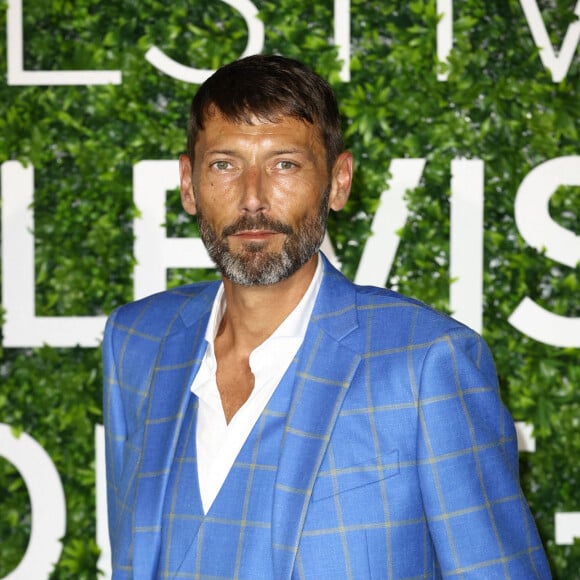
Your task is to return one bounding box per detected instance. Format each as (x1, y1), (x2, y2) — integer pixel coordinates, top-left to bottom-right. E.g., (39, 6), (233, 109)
(197, 188), (329, 286)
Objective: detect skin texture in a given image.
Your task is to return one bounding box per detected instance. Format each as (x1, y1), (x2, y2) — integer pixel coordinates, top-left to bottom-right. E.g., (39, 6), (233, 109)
(179, 109), (353, 421)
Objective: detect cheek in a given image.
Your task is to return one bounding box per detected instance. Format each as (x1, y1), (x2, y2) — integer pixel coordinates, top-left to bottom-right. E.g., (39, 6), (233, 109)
(271, 176), (318, 205)
(274, 182), (326, 213)
(202, 175), (239, 201)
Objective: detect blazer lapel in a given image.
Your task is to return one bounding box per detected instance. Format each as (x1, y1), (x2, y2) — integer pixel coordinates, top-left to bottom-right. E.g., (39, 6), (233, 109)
(132, 286), (217, 579)
(272, 255), (362, 579)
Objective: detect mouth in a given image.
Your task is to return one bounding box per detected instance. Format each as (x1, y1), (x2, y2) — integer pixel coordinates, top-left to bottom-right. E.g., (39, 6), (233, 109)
(223, 217), (293, 240)
(231, 229), (282, 242)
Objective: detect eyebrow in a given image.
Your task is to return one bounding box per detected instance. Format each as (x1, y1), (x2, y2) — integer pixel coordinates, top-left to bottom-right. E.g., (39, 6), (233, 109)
(270, 148), (305, 156)
(204, 147), (310, 159)
(205, 149), (237, 157)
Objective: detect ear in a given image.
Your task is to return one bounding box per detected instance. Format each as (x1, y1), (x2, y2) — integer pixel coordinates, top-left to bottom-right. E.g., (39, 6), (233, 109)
(179, 154), (197, 215)
(328, 151), (353, 212)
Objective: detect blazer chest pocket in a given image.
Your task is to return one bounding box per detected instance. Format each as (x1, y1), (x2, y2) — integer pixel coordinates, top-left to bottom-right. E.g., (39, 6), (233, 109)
(311, 449), (399, 502)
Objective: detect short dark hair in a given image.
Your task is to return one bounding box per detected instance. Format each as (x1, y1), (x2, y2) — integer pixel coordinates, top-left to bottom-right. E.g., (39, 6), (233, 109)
(186, 54), (343, 171)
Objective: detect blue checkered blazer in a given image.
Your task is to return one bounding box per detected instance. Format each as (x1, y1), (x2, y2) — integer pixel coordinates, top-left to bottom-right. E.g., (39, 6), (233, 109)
(103, 254), (550, 579)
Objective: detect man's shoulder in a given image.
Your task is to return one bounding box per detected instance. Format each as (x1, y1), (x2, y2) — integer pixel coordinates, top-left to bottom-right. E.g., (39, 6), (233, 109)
(321, 255), (472, 340)
(356, 286), (477, 341)
(354, 282), (436, 313)
(107, 280), (220, 335)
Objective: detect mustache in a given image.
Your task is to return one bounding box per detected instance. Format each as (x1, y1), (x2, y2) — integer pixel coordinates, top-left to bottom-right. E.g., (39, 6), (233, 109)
(222, 214), (293, 237)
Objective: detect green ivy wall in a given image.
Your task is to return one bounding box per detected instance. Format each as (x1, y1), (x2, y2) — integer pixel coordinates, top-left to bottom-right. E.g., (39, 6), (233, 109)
(0, 1), (578, 577)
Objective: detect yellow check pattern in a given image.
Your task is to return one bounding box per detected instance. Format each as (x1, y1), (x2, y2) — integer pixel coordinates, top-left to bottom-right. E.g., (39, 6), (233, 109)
(103, 255), (551, 579)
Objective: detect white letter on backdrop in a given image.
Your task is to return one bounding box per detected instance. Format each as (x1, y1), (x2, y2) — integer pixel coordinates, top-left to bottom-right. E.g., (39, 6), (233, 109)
(354, 159), (426, 287)
(509, 156), (580, 347)
(450, 158), (484, 333)
(436, 0), (453, 81)
(6, 0), (121, 85)
(555, 512), (580, 545)
(520, 0), (580, 82)
(0, 424), (66, 580)
(1, 162), (106, 348)
(133, 161), (214, 300)
(145, 0), (264, 84)
(334, 0), (351, 81)
(95, 425), (112, 580)
(515, 422), (536, 452)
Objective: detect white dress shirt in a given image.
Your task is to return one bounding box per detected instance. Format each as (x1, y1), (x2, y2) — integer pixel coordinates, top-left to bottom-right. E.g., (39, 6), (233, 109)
(190, 257), (323, 513)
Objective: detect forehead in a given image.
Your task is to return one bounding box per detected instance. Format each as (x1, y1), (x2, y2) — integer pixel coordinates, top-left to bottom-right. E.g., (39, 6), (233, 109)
(195, 109), (325, 153)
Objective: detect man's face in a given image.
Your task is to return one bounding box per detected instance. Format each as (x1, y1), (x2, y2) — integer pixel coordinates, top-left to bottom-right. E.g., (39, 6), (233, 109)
(179, 111), (347, 286)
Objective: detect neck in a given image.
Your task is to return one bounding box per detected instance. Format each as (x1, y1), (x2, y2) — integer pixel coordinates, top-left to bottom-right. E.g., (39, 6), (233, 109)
(218, 254), (318, 353)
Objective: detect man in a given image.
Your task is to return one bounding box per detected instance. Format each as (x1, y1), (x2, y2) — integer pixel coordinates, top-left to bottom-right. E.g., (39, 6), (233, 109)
(103, 55), (550, 579)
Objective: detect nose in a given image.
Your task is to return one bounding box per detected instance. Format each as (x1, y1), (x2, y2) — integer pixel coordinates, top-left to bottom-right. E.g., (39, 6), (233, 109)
(239, 166), (268, 214)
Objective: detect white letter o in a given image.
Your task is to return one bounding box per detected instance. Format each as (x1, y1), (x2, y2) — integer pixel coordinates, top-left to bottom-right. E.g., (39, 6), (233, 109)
(0, 424), (66, 580)
(145, 0), (264, 84)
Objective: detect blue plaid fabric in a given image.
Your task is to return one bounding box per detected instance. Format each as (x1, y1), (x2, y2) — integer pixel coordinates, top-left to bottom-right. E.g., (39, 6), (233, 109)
(103, 254), (551, 579)
(156, 355), (298, 578)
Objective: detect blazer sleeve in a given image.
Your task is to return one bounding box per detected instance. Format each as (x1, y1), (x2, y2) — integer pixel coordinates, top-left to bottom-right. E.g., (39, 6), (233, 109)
(416, 327), (551, 578)
(102, 308), (129, 562)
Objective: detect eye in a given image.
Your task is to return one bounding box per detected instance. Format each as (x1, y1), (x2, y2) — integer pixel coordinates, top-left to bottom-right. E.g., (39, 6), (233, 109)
(275, 160), (297, 170)
(211, 160), (232, 171)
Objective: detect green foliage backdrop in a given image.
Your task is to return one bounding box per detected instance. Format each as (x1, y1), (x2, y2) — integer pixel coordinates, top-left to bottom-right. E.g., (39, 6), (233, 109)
(0, 0), (578, 577)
